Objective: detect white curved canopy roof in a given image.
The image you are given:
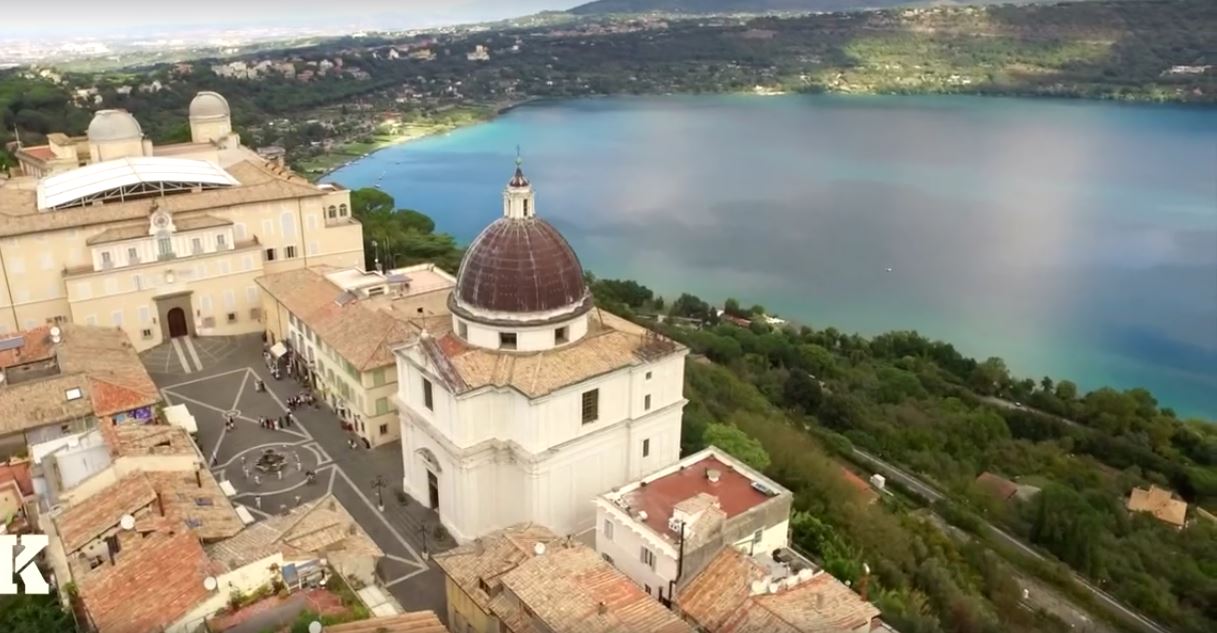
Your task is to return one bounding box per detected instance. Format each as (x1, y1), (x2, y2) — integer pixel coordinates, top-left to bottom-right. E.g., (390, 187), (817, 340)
(37, 157), (239, 211)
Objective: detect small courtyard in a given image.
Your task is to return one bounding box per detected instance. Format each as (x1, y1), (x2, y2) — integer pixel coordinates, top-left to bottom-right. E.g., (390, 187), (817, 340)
(140, 334), (453, 619)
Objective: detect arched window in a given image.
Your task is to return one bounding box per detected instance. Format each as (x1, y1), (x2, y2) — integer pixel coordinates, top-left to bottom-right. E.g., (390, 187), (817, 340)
(339, 204), (348, 217)
(327, 205), (337, 219)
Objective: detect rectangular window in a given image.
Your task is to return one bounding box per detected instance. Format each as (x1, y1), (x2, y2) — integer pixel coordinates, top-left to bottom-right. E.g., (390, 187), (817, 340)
(158, 236), (173, 258)
(644, 394), (651, 411)
(127, 247), (139, 264)
(141, 328), (153, 339)
(640, 546), (655, 570)
(643, 438), (650, 457)
(264, 248), (276, 262)
(376, 398), (390, 415)
(379, 423), (388, 435)
(373, 368), (385, 386)
(458, 321), (468, 339)
(604, 519), (614, 541)
(227, 312), (238, 323)
(581, 389), (599, 424)
(555, 326), (568, 345)
(101, 251), (112, 268)
(65, 387), (83, 401)
(216, 234), (227, 248)
(645, 370), (653, 380)
(285, 245), (297, 259)
(499, 332), (517, 350)
(191, 237), (203, 255)
(752, 529), (763, 544)
(422, 378), (434, 411)
(111, 310), (123, 326)
(308, 241), (319, 256)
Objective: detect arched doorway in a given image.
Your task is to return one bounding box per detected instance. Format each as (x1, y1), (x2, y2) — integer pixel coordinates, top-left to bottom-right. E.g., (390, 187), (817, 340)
(167, 307), (189, 338)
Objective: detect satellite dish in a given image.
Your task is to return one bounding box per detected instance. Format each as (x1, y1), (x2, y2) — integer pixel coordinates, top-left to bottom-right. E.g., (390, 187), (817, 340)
(119, 514), (136, 530)
(533, 542), (546, 556)
(50, 326), (62, 343)
(308, 621), (323, 633)
(203, 576), (218, 591)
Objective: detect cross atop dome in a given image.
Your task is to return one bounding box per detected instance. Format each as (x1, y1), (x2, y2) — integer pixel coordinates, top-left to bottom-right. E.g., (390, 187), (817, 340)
(503, 148), (535, 219)
(508, 146), (530, 189)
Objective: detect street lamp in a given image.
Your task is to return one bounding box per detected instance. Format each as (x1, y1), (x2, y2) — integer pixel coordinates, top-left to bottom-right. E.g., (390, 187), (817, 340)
(372, 475), (385, 512)
(370, 239), (381, 272)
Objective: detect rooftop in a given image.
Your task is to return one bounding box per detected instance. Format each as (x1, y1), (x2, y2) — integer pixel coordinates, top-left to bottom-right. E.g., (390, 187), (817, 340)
(679, 547), (880, 633)
(421, 309), (683, 399)
(55, 472), (158, 554)
(257, 265), (455, 372)
(0, 326), (58, 368)
(36, 156), (239, 211)
(205, 494), (382, 572)
(1127, 485), (1188, 527)
(434, 523), (690, 633)
(326, 612), (449, 633)
(601, 448), (790, 546)
(975, 471), (1019, 502)
(85, 213), (231, 245)
(146, 469), (244, 541)
(77, 527), (217, 633)
(0, 159), (326, 238)
(99, 423), (199, 459)
(498, 544), (692, 633)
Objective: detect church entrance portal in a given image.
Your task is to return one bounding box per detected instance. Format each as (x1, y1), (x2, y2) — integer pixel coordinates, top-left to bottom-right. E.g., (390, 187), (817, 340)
(427, 471), (439, 510)
(167, 308), (189, 338)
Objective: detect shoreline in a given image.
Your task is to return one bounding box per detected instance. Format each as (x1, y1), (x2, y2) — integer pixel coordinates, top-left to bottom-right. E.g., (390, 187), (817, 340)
(309, 90), (1214, 182)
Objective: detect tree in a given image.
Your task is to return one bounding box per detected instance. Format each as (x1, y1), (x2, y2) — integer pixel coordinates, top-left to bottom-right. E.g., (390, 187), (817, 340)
(1055, 380), (1078, 401)
(0, 595), (74, 633)
(703, 422), (771, 471)
(783, 370), (823, 413)
(969, 357), (1010, 395)
(724, 297), (743, 317)
(350, 187), (395, 216)
(1040, 376), (1054, 392)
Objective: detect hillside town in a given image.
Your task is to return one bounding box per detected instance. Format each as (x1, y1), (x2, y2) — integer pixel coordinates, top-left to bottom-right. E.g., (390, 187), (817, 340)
(0, 93), (903, 633)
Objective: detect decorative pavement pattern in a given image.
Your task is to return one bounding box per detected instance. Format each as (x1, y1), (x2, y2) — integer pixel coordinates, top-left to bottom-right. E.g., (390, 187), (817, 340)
(141, 335), (451, 617)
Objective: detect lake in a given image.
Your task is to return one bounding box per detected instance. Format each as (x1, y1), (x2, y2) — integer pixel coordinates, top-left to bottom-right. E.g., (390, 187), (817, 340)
(326, 94), (1217, 420)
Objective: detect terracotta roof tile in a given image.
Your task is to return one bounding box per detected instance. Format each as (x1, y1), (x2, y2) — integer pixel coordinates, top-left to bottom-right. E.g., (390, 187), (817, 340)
(78, 528), (216, 633)
(454, 217), (589, 315)
(0, 460), (34, 497)
(432, 523), (564, 611)
(679, 549), (879, 633)
(56, 473), (157, 553)
(975, 472), (1019, 502)
(1127, 485), (1188, 527)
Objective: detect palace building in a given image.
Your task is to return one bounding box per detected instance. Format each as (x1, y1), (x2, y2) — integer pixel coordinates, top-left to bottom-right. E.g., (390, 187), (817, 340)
(0, 92), (363, 350)
(393, 160), (688, 542)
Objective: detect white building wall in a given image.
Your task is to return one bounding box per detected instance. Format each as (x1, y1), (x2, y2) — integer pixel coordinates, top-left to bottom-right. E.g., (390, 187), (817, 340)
(395, 344), (688, 543)
(595, 503), (679, 598)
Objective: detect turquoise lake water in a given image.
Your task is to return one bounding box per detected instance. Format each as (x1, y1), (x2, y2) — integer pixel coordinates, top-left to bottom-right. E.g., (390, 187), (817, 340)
(326, 94), (1217, 420)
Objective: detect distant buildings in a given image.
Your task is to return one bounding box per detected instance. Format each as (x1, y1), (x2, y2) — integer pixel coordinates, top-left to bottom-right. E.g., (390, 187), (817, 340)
(466, 45), (491, 62)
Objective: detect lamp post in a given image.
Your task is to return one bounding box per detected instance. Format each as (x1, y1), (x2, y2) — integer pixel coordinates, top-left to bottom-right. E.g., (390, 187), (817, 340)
(370, 239), (381, 272)
(372, 475), (385, 512)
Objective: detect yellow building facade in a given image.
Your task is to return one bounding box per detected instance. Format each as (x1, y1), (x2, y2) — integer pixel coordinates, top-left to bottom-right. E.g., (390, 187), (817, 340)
(0, 92), (364, 350)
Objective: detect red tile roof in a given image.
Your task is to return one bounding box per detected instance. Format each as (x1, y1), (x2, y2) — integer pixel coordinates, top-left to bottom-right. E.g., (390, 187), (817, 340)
(975, 472), (1019, 502)
(0, 326), (56, 368)
(0, 460), (34, 497)
(623, 455), (773, 542)
(17, 145), (55, 162)
(326, 612), (450, 633)
(56, 473), (157, 553)
(78, 528), (216, 633)
(839, 466), (879, 505)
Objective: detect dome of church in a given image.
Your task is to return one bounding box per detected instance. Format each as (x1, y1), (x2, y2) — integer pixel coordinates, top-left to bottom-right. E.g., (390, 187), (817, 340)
(189, 91), (230, 119)
(454, 217), (590, 318)
(87, 110), (142, 143)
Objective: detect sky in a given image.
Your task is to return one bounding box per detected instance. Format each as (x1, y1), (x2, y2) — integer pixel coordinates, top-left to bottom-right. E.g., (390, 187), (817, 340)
(2, 1), (577, 38)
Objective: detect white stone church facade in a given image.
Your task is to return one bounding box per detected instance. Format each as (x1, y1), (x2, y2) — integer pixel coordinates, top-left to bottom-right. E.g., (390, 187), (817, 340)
(393, 162), (687, 542)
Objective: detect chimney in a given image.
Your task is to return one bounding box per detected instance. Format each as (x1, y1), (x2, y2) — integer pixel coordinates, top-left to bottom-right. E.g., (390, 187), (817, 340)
(706, 468), (721, 483)
(195, 466), (203, 488)
(156, 492), (165, 517)
(597, 601), (608, 615)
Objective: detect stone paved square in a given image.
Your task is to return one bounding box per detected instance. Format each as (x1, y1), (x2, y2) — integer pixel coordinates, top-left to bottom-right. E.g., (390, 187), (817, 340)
(141, 334), (452, 619)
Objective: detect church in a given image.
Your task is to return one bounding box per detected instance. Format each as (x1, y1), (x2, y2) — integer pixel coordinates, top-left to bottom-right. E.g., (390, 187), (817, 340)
(393, 161), (688, 542)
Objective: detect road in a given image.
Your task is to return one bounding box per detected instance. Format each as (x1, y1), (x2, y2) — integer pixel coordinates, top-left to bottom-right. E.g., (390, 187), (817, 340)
(852, 448), (1173, 633)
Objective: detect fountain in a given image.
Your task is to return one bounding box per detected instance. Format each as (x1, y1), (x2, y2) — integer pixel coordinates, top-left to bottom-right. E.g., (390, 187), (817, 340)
(255, 448), (288, 474)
